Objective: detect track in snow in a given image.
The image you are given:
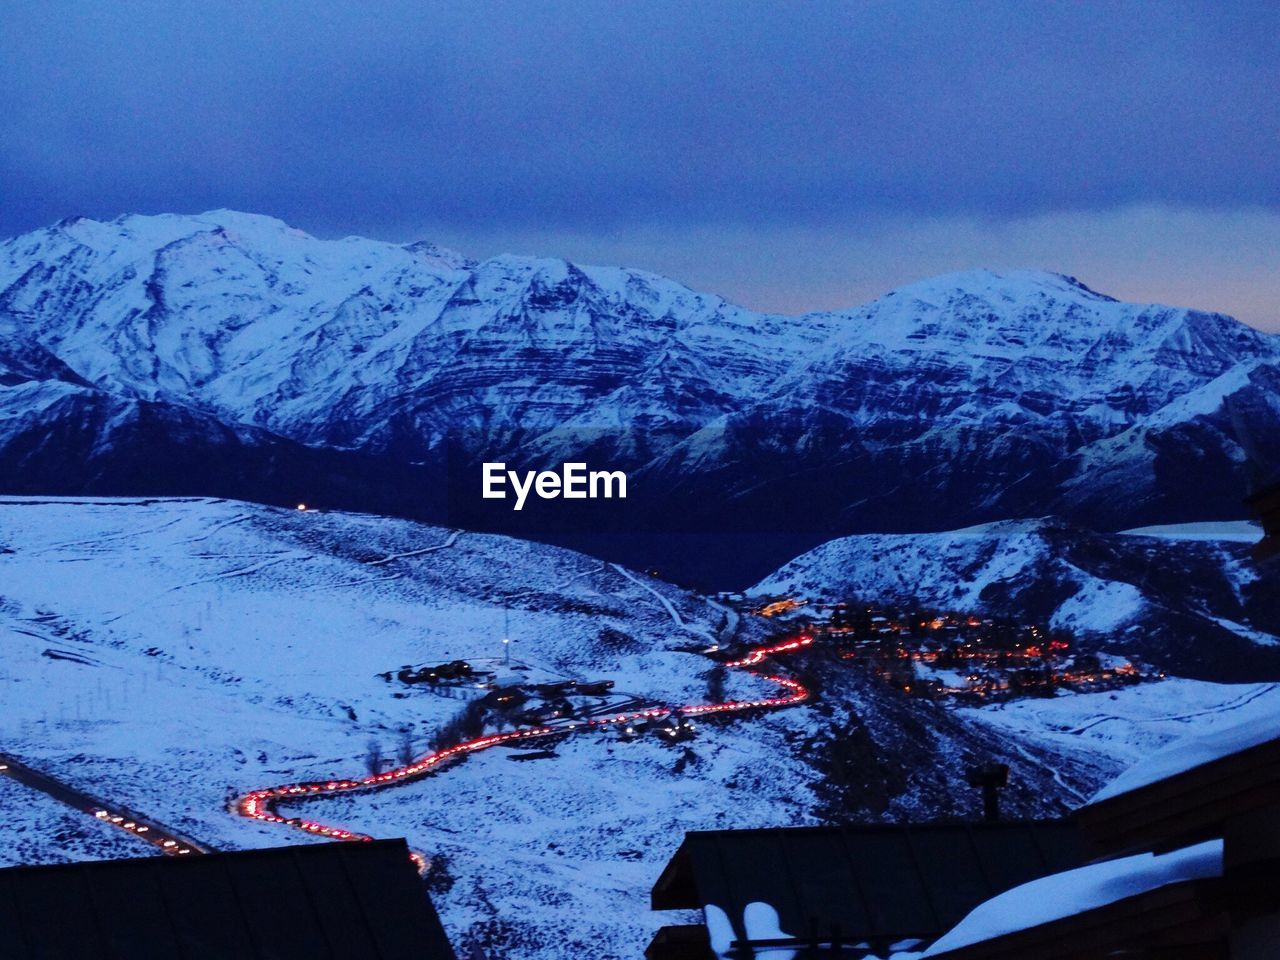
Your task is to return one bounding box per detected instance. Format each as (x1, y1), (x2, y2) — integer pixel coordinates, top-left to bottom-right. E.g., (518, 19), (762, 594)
(1066, 682), (1280, 735)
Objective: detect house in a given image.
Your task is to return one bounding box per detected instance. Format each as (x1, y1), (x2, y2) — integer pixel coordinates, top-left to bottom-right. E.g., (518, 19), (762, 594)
(921, 712), (1280, 960)
(0, 838), (456, 959)
(647, 821), (1086, 959)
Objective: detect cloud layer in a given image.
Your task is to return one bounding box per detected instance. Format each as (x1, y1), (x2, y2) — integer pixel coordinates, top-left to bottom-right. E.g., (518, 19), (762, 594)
(2, 1), (1276, 326)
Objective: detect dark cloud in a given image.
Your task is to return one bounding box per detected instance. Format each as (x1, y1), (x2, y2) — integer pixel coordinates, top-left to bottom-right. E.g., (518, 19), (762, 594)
(2, 1), (1277, 322)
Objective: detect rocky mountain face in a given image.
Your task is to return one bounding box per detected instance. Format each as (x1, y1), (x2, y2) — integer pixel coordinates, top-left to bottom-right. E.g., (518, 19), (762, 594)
(753, 520), (1280, 682)
(2, 211), (1278, 584)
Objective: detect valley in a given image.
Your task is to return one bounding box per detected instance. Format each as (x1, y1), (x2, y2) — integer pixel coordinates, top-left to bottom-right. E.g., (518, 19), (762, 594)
(1, 495), (1276, 958)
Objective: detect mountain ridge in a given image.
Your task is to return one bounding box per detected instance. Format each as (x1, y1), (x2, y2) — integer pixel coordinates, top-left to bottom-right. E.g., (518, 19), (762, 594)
(1, 210), (1277, 585)
(752, 517), (1279, 682)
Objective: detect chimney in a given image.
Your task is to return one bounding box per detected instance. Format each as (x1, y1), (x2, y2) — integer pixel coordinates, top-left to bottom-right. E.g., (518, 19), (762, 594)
(966, 762), (1010, 822)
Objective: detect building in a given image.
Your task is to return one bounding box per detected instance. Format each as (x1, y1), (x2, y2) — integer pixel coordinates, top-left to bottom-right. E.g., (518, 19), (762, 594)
(650, 713), (1280, 960)
(921, 715), (1280, 960)
(0, 838), (456, 959)
(647, 821), (1086, 959)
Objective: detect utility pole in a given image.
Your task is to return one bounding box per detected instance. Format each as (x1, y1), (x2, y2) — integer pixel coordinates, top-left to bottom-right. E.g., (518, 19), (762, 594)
(502, 608), (511, 667)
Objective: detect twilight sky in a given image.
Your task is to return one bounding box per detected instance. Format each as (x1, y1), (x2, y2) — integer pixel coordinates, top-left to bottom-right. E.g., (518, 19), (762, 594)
(2, 0), (1278, 329)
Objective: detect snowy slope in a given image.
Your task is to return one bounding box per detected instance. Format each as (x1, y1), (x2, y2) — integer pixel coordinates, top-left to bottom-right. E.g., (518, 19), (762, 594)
(753, 518), (1279, 681)
(2, 213), (1278, 585)
(0, 773), (154, 867)
(963, 678), (1280, 780)
(3, 496), (1276, 956)
(1090, 689), (1280, 802)
(0, 495), (1120, 959)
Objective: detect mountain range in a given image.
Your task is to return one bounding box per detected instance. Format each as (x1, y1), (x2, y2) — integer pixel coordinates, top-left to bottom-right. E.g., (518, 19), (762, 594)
(2, 210), (1277, 585)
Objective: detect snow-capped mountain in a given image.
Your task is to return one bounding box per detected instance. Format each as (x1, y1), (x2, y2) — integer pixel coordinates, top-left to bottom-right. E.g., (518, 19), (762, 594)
(0, 211), (816, 454)
(753, 519), (1279, 682)
(2, 211), (1277, 584)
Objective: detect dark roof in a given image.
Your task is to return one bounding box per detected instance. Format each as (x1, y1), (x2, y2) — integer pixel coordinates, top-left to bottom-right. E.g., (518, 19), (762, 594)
(1078, 734), (1280, 856)
(650, 821), (1084, 955)
(925, 877), (1228, 960)
(0, 839), (456, 960)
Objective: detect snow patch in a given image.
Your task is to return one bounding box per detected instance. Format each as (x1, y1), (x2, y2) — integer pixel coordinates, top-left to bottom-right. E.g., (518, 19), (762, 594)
(922, 840), (1222, 956)
(1091, 700), (1280, 803)
(1052, 578), (1146, 633)
(1120, 521), (1262, 542)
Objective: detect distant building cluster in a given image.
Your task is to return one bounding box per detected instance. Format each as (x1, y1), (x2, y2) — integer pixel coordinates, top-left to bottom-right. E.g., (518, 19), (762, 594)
(746, 597), (1155, 701)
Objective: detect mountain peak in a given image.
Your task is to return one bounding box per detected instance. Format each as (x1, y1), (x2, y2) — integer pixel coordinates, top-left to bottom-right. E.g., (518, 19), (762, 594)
(402, 239), (475, 271)
(877, 268), (1118, 308)
(819, 266), (1275, 363)
(0, 209), (1276, 581)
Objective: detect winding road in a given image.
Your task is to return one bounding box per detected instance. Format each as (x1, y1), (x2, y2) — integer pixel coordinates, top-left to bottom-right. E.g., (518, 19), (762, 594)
(232, 632), (814, 870)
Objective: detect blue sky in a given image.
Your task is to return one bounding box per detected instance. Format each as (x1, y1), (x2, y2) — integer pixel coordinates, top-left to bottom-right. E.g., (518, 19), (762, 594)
(2, 0), (1277, 328)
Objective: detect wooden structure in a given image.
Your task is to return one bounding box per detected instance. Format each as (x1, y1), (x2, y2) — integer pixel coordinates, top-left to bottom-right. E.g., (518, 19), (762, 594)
(926, 728), (1280, 960)
(647, 822), (1085, 960)
(0, 839), (455, 959)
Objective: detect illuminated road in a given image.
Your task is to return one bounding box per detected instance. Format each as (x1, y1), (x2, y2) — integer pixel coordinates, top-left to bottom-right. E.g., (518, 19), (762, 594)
(0, 751), (211, 857)
(233, 632), (814, 870)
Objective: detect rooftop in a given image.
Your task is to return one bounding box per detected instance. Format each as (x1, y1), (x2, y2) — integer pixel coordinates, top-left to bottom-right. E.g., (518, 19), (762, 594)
(0, 839), (455, 960)
(650, 821), (1085, 958)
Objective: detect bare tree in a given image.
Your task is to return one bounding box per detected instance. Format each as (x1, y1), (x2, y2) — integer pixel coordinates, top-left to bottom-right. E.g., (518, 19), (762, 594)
(430, 699), (490, 750)
(365, 737), (383, 775)
(706, 664), (727, 703)
(397, 726), (416, 766)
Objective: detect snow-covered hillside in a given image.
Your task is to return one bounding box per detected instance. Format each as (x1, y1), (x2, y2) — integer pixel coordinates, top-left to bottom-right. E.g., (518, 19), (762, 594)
(0, 772), (149, 866)
(3, 496), (1277, 956)
(0, 496), (1095, 957)
(753, 518), (1279, 681)
(2, 212), (1278, 585)
(963, 677), (1280, 786)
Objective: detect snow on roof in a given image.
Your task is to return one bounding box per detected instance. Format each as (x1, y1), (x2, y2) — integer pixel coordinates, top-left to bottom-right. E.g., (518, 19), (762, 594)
(921, 840), (1222, 957)
(705, 902), (926, 960)
(705, 902), (798, 960)
(1090, 703), (1280, 804)
(1119, 521), (1263, 542)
